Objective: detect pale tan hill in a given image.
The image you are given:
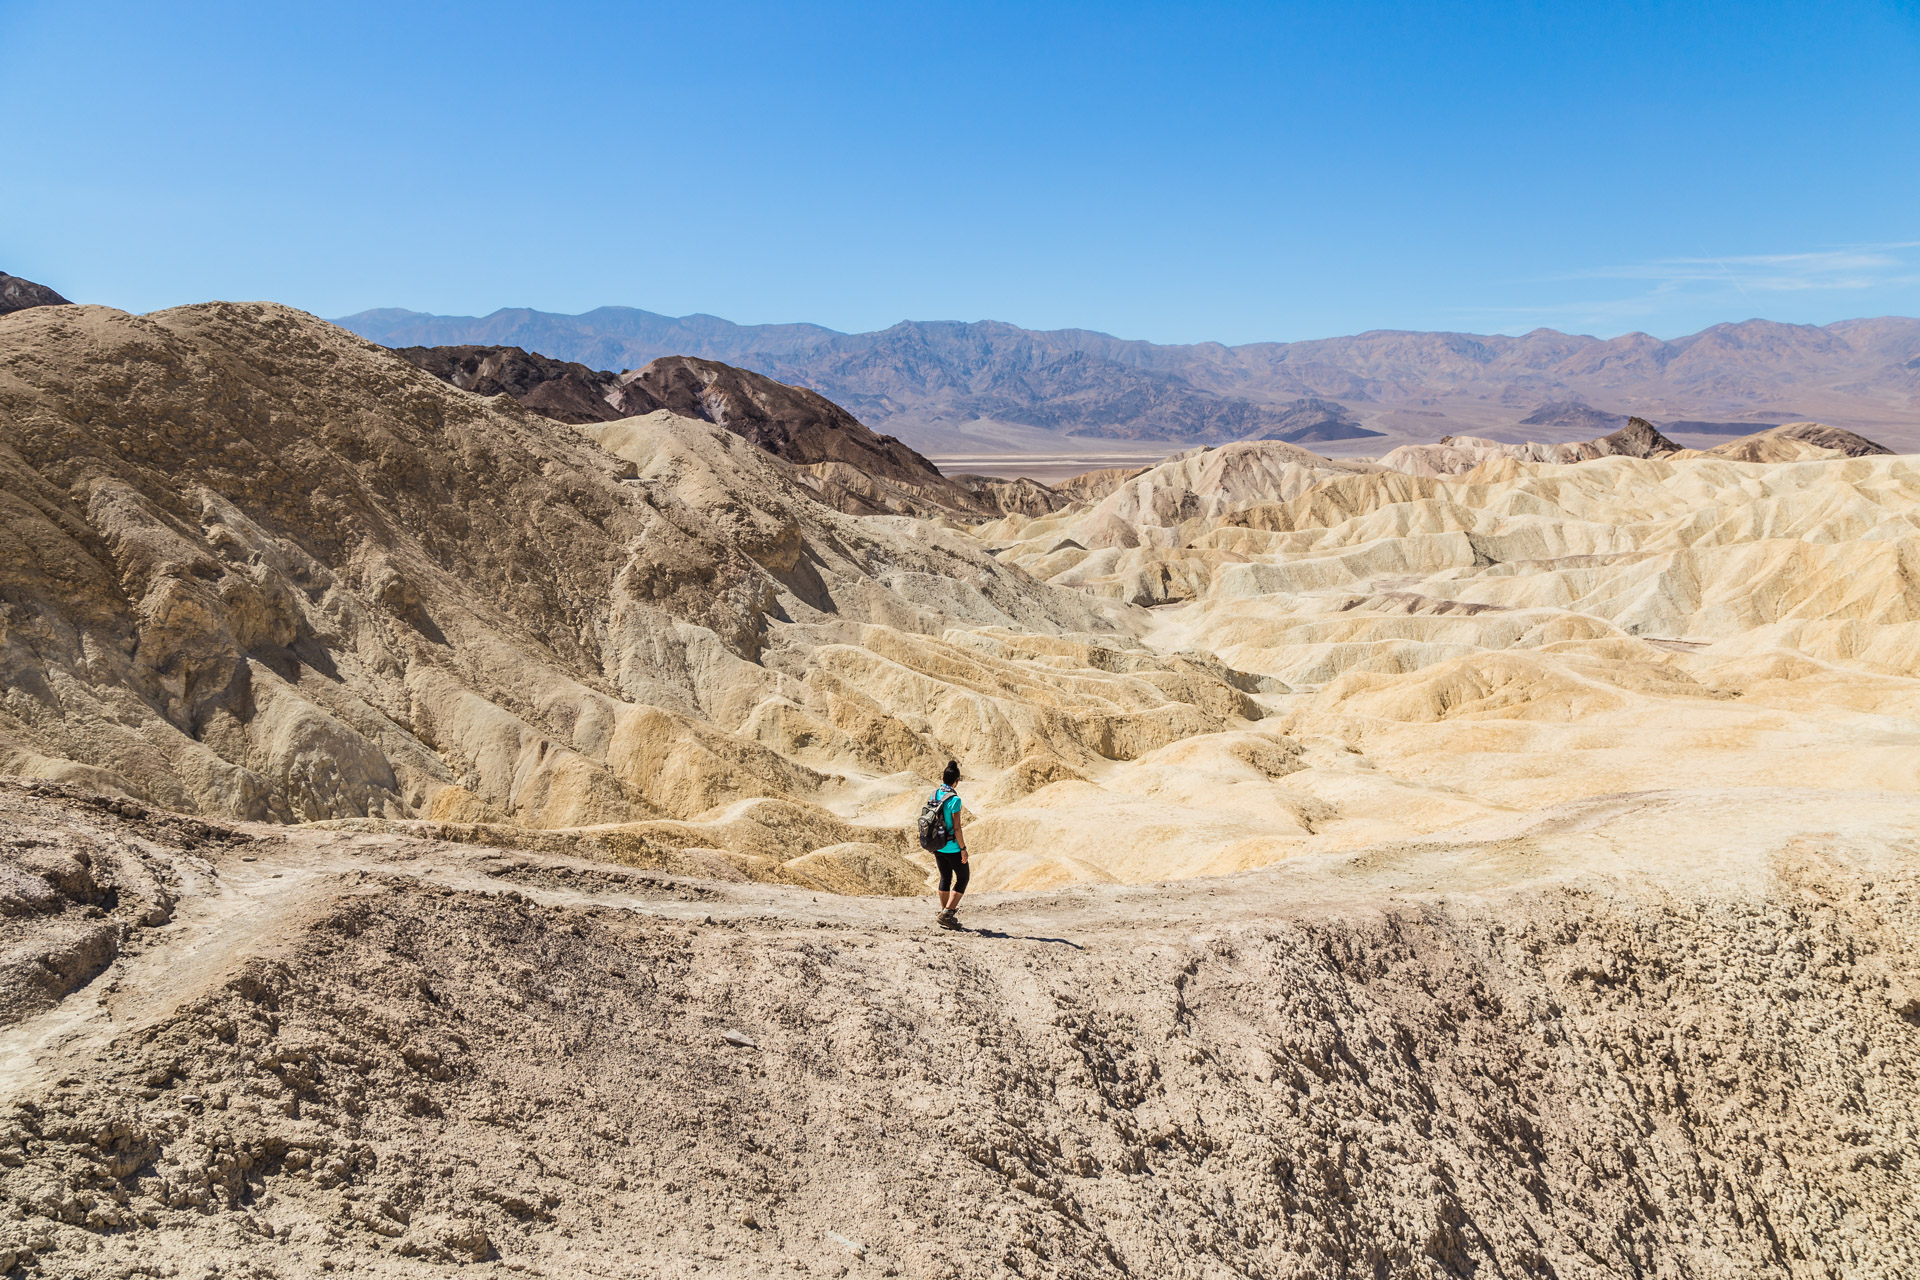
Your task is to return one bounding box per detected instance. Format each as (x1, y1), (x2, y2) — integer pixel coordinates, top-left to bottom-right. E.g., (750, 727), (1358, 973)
(974, 441), (1383, 607)
(0, 303), (1279, 894)
(1051, 462), (1149, 503)
(954, 444), (1920, 884)
(1692, 419), (1895, 461)
(1375, 416), (1680, 475)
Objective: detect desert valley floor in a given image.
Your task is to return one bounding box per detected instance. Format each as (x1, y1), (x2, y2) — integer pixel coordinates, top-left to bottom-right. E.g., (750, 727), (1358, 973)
(2, 302), (1919, 1278)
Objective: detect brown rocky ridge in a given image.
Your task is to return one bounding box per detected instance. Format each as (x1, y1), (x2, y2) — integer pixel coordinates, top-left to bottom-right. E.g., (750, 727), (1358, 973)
(0, 272), (70, 317)
(608, 355), (958, 493)
(1697, 420), (1893, 462)
(390, 345), (624, 426)
(1375, 417), (1683, 476)
(395, 342), (1062, 519)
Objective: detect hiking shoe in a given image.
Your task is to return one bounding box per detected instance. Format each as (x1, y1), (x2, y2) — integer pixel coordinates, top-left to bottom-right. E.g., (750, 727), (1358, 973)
(938, 910), (962, 931)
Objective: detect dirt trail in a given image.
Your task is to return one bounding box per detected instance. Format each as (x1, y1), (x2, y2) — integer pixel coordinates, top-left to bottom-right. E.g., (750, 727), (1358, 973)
(0, 827), (709, 1098)
(1, 837), (352, 1100)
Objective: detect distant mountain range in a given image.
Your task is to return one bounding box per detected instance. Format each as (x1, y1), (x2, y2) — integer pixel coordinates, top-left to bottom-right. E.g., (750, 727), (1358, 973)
(334, 306), (1920, 451)
(338, 309), (1385, 447)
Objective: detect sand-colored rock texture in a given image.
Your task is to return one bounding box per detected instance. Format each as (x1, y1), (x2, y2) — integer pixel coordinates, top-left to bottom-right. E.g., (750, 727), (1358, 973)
(1375, 418), (1895, 476)
(7, 299), (1920, 1276)
(9, 301), (1920, 894)
(1, 782), (1918, 1278)
(0, 302), (1271, 891)
(1374, 417), (1683, 476)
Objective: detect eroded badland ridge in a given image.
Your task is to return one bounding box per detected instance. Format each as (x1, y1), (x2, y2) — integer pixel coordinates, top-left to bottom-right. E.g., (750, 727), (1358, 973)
(4, 299), (1920, 1278)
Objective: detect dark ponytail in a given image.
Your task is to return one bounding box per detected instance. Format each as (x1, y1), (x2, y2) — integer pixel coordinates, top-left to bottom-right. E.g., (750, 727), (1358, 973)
(942, 759), (961, 787)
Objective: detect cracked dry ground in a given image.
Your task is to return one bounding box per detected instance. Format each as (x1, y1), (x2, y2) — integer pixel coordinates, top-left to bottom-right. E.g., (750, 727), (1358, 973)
(3, 780), (1920, 1279)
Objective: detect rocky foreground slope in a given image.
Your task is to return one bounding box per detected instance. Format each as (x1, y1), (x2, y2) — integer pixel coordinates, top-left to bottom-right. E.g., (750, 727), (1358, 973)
(1, 781), (1917, 1278)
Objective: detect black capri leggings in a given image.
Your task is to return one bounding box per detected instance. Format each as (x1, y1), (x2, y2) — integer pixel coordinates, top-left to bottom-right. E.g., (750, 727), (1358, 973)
(936, 851), (970, 895)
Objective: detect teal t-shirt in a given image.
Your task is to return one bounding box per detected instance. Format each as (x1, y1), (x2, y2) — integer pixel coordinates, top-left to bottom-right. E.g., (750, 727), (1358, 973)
(935, 787), (963, 854)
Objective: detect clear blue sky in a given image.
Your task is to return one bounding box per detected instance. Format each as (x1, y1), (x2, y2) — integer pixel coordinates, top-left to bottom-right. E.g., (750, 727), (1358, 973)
(4, 0), (1917, 344)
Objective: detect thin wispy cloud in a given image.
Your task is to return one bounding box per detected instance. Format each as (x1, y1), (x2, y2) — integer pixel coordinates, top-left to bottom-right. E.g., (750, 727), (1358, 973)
(1449, 241), (1920, 336)
(1571, 242), (1920, 294)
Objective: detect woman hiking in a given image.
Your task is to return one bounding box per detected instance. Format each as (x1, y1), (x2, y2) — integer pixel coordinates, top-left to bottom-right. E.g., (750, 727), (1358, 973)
(922, 759), (969, 931)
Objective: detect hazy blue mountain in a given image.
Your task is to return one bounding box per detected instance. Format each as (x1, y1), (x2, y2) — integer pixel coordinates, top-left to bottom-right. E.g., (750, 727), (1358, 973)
(338, 310), (1355, 443)
(1518, 400), (1629, 434)
(334, 307), (1920, 446)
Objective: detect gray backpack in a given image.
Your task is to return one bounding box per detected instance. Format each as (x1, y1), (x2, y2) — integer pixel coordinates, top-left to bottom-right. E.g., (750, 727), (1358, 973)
(917, 786), (955, 852)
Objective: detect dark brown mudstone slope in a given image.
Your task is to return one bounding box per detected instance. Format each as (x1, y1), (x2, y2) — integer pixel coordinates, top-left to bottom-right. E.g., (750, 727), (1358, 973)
(393, 343), (959, 494)
(612, 355), (951, 489)
(391, 345), (625, 425)
(0, 272), (71, 316)
(1769, 421), (1894, 456)
(1602, 416), (1682, 457)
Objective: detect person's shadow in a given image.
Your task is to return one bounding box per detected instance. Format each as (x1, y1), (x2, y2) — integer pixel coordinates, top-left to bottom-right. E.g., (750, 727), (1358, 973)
(961, 926), (1083, 949)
